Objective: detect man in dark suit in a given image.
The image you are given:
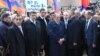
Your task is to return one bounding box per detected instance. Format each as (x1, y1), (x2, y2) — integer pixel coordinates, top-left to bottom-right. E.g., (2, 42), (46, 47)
(93, 14), (100, 56)
(64, 11), (84, 56)
(95, 15), (100, 56)
(47, 14), (66, 56)
(84, 11), (97, 56)
(37, 9), (49, 56)
(49, 11), (55, 21)
(7, 15), (26, 56)
(62, 12), (69, 29)
(0, 13), (12, 56)
(23, 11), (42, 56)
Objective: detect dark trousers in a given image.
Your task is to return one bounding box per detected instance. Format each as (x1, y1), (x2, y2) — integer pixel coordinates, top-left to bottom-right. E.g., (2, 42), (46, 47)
(66, 48), (83, 56)
(66, 49), (73, 56)
(77, 48), (84, 56)
(95, 37), (100, 56)
(83, 43), (96, 56)
(95, 45), (100, 56)
(87, 46), (95, 56)
(44, 47), (49, 56)
(95, 48), (100, 56)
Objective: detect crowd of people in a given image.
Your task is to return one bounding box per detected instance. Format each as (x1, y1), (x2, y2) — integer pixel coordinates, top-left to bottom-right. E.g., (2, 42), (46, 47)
(0, 8), (100, 56)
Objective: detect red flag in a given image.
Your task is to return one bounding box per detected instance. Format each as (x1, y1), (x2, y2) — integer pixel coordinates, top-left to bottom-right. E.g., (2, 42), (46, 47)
(0, 0), (25, 15)
(53, 0), (61, 14)
(11, 6), (25, 15)
(9, 0), (25, 15)
(82, 0), (90, 7)
(0, 0), (7, 8)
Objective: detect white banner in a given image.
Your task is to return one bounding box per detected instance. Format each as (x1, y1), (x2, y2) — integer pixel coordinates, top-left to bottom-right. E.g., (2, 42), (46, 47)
(25, 0), (47, 12)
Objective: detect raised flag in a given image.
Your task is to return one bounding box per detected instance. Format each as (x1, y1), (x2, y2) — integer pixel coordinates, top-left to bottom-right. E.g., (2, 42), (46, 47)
(5, 0), (11, 11)
(0, 0), (25, 15)
(0, 0), (7, 8)
(9, 0), (25, 15)
(82, 0), (90, 8)
(52, 0), (61, 14)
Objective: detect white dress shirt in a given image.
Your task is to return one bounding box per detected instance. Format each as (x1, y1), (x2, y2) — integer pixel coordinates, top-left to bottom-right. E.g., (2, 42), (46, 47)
(30, 19), (36, 25)
(86, 17), (92, 29)
(40, 16), (47, 26)
(64, 18), (68, 29)
(17, 25), (23, 34)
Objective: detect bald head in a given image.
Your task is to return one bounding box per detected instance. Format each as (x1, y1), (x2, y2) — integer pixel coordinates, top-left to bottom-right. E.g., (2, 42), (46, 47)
(55, 13), (61, 18)
(54, 13), (61, 21)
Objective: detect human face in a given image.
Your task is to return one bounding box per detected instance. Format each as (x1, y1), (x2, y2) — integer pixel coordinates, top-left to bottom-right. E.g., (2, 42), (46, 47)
(30, 13), (37, 21)
(84, 13), (91, 20)
(50, 13), (55, 19)
(13, 16), (23, 26)
(64, 14), (68, 19)
(40, 11), (46, 17)
(4, 16), (11, 23)
(55, 14), (61, 21)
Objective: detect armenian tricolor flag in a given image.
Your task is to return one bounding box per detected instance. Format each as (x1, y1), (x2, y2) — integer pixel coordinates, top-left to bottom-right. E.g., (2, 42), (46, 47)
(81, 0), (90, 9)
(0, 0), (25, 15)
(49, 0), (61, 14)
(0, 0), (8, 8)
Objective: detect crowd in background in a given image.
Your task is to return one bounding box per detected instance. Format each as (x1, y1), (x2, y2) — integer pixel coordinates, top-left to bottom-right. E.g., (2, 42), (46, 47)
(0, 7), (100, 56)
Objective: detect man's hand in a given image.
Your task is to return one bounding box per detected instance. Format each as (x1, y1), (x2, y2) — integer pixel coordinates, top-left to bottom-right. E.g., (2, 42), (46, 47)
(73, 42), (77, 46)
(92, 43), (96, 48)
(58, 38), (65, 45)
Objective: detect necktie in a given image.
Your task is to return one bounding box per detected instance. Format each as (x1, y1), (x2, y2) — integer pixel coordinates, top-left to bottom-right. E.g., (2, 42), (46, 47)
(85, 20), (89, 39)
(85, 21), (88, 30)
(43, 18), (47, 26)
(65, 20), (68, 29)
(18, 26), (23, 35)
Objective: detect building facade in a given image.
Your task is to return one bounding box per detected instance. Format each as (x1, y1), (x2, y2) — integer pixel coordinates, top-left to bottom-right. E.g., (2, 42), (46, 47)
(48, 0), (98, 7)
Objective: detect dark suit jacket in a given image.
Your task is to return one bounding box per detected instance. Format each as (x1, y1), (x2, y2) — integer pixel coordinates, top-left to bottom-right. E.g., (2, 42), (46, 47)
(66, 17), (84, 49)
(47, 21), (66, 42)
(0, 21), (9, 48)
(23, 19), (42, 55)
(45, 15), (50, 23)
(7, 24), (26, 56)
(37, 17), (49, 52)
(47, 21), (66, 56)
(96, 21), (100, 48)
(84, 19), (97, 46)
